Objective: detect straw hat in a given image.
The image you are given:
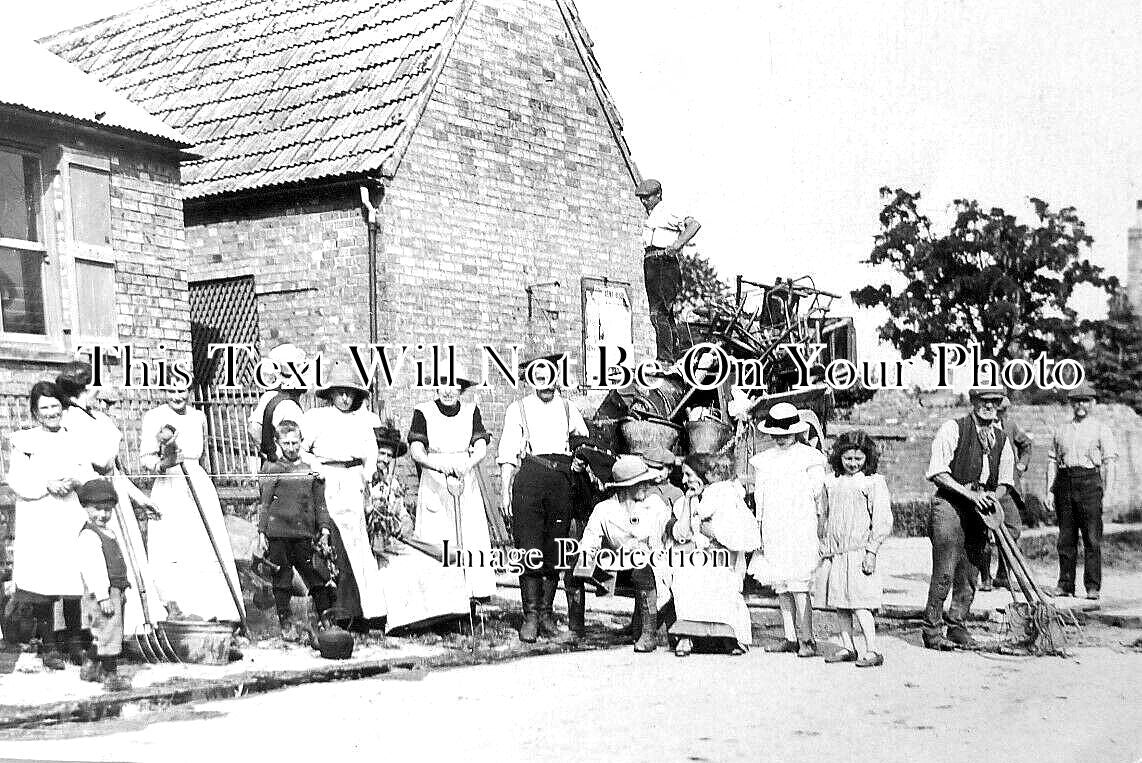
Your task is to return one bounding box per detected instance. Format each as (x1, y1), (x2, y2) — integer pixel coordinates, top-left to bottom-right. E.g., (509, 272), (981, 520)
(758, 402), (809, 436)
(317, 364), (369, 401)
(606, 455), (661, 488)
(266, 341), (306, 367)
(642, 445), (678, 469)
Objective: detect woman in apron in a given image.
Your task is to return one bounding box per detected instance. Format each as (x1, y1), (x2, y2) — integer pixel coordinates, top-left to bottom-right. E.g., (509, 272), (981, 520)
(302, 365), (387, 628)
(142, 387), (244, 623)
(407, 370), (496, 599)
(5, 381), (95, 669)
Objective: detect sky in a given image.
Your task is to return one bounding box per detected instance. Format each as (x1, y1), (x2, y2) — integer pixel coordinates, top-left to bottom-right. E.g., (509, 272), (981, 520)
(10, 0), (1142, 375)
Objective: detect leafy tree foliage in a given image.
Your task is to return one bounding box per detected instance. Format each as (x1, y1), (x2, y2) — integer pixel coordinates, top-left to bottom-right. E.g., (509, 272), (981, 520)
(1086, 293), (1142, 413)
(851, 188), (1116, 362)
(677, 250), (734, 319)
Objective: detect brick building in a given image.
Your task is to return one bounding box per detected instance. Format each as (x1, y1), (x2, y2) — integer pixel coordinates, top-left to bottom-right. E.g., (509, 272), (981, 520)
(46, 0), (654, 467)
(0, 35), (193, 570)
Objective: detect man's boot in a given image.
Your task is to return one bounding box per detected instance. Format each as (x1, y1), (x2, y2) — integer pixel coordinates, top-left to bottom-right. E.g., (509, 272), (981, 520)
(518, 577), (542, 643)
(274, 590), (299, 642)
(566, 583), (586, 638)
(633, 583), (658, 653)
(538, 576), (563, 638)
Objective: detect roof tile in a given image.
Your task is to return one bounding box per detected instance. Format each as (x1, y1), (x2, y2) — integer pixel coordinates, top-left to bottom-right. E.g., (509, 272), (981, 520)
(44, 0), (463, 197)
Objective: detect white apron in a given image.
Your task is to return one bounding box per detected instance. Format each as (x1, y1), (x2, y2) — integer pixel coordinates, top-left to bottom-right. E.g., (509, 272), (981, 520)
(412, 401), (496, 598)
(314, 462), (388, 618)
(303, 406), (387, 619)
(142, 405), (243, 622)
(5, 427), (92, 597)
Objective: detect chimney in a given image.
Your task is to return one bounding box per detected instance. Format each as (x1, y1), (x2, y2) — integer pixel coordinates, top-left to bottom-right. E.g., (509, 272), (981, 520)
(1130, 200), (1142, 313)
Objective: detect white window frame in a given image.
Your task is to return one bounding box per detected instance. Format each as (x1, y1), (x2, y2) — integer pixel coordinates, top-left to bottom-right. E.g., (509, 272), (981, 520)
(61, 150), (119, 347)
(0, 143), (62, 348)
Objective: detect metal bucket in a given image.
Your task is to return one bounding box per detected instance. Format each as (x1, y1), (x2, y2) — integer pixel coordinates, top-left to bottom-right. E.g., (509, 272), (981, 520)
(161, 619), (235, 665)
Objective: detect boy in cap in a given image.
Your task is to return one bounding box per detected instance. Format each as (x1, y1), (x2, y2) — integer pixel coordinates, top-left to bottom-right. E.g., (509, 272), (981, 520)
(75, 478), (132, 691)
(635, 178), (700, 364)
(255, 420), (336, 640)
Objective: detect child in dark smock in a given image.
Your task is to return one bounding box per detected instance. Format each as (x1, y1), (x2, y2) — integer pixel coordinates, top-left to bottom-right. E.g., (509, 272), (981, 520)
(76, 478), (132, 691)
(256, 421), (336, 641)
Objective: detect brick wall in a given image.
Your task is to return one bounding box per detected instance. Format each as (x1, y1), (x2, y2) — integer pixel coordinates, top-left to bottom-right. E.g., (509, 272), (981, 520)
(377, 0), (651, 464)
(0, 124), (189, 405)
(185, 188), (370, 359)
(836, 391), (1142, 519)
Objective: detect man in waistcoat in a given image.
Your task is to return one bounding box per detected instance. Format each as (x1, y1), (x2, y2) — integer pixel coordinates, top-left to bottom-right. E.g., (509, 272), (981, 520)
(922, 386), (1016, 650)
(498, 353), (589, 643)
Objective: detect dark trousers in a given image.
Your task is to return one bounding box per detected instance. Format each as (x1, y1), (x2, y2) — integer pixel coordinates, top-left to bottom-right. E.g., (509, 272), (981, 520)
(267, 537), (330, 593)
(923, 497), (989, 637)
(644, 252), (682, 363)
(511, 458), (573, 581)
(981, 493), (1023, 583)
(1053, 469), (1103, 593)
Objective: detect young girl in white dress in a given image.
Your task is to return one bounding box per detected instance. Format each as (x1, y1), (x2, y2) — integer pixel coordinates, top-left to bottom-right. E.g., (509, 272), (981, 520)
(749, 402), (828, 658)
(822, 430), (893, 668)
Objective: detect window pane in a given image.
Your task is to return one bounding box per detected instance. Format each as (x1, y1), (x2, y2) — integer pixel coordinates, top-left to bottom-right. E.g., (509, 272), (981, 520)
(0, 151), (39, 242)
(70, 165), (111, 247)
(75, 258), (116, 338)
(0, 246), (46, 334)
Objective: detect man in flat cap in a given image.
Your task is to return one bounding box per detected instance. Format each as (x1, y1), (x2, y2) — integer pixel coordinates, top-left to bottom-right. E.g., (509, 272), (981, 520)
(636, 178), (700, 364)
(922, 386), (1016, 650)
(1046, 382), (1117, 600)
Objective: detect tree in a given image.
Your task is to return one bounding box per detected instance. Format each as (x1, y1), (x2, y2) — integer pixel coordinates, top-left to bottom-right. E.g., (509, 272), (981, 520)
(851, 187), (1116, 362)
(675, 250), (734, 350)
(1086, 293), (1142, 413)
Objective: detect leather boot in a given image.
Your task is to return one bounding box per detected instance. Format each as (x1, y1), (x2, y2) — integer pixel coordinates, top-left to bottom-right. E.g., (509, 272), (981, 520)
(622, 599), (642, 643)
(539, 576), (563, 638)
(566, 584), (586, 638)
(633, 584), (658, 653)
(518, 577), (542, 643)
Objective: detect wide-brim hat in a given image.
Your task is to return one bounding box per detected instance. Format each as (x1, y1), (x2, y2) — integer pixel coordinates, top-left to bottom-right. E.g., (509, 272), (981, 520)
(519, 352), (568, 388)
(606, 455), (661, 488)
(642, 445), (678, 469)
(374, 426), (409, 457)
(1067, 382), (1096, 401)
(423, 365), (477, 391)
(758, 402), (809, 436)
(317, 364), (369, 400)
(266, 341), (306, 367)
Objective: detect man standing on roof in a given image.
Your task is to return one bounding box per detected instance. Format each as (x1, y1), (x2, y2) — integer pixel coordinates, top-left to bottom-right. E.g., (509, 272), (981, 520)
(498, 353), (589, 643)
(1045, 383), (1118, 601)
(636, 178), (700, 365)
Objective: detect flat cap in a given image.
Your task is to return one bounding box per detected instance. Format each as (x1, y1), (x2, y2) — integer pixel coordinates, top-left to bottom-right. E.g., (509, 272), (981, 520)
(634, 178), (662, 197)
(968, 386), (1007, 401)
(78, 478), (117, 505)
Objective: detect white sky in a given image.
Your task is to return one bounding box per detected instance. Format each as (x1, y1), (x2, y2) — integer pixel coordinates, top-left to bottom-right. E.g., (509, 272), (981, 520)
(10, 0), (1142, 373)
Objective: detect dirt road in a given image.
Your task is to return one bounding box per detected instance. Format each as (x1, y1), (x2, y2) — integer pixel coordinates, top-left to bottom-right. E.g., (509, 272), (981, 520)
(2, 629), (1140, 763)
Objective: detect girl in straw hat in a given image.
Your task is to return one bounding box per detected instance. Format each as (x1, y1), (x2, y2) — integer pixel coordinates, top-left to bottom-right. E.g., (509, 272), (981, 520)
(302, 364), (387, 628)
(578, 455), (671, 652)
(748, 402), (827, 658)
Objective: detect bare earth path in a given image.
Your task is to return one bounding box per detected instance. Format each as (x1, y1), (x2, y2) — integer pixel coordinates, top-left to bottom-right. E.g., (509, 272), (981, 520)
(1, 634), (1140, 763)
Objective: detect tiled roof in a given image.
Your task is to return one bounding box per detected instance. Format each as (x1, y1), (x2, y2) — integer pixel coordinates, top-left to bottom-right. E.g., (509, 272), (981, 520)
(0, 32), (190, 147)
(44, 0), (467, 199)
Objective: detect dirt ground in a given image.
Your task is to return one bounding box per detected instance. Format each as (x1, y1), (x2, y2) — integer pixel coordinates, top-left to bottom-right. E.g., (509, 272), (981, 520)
(0, 608), (1138, 763)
